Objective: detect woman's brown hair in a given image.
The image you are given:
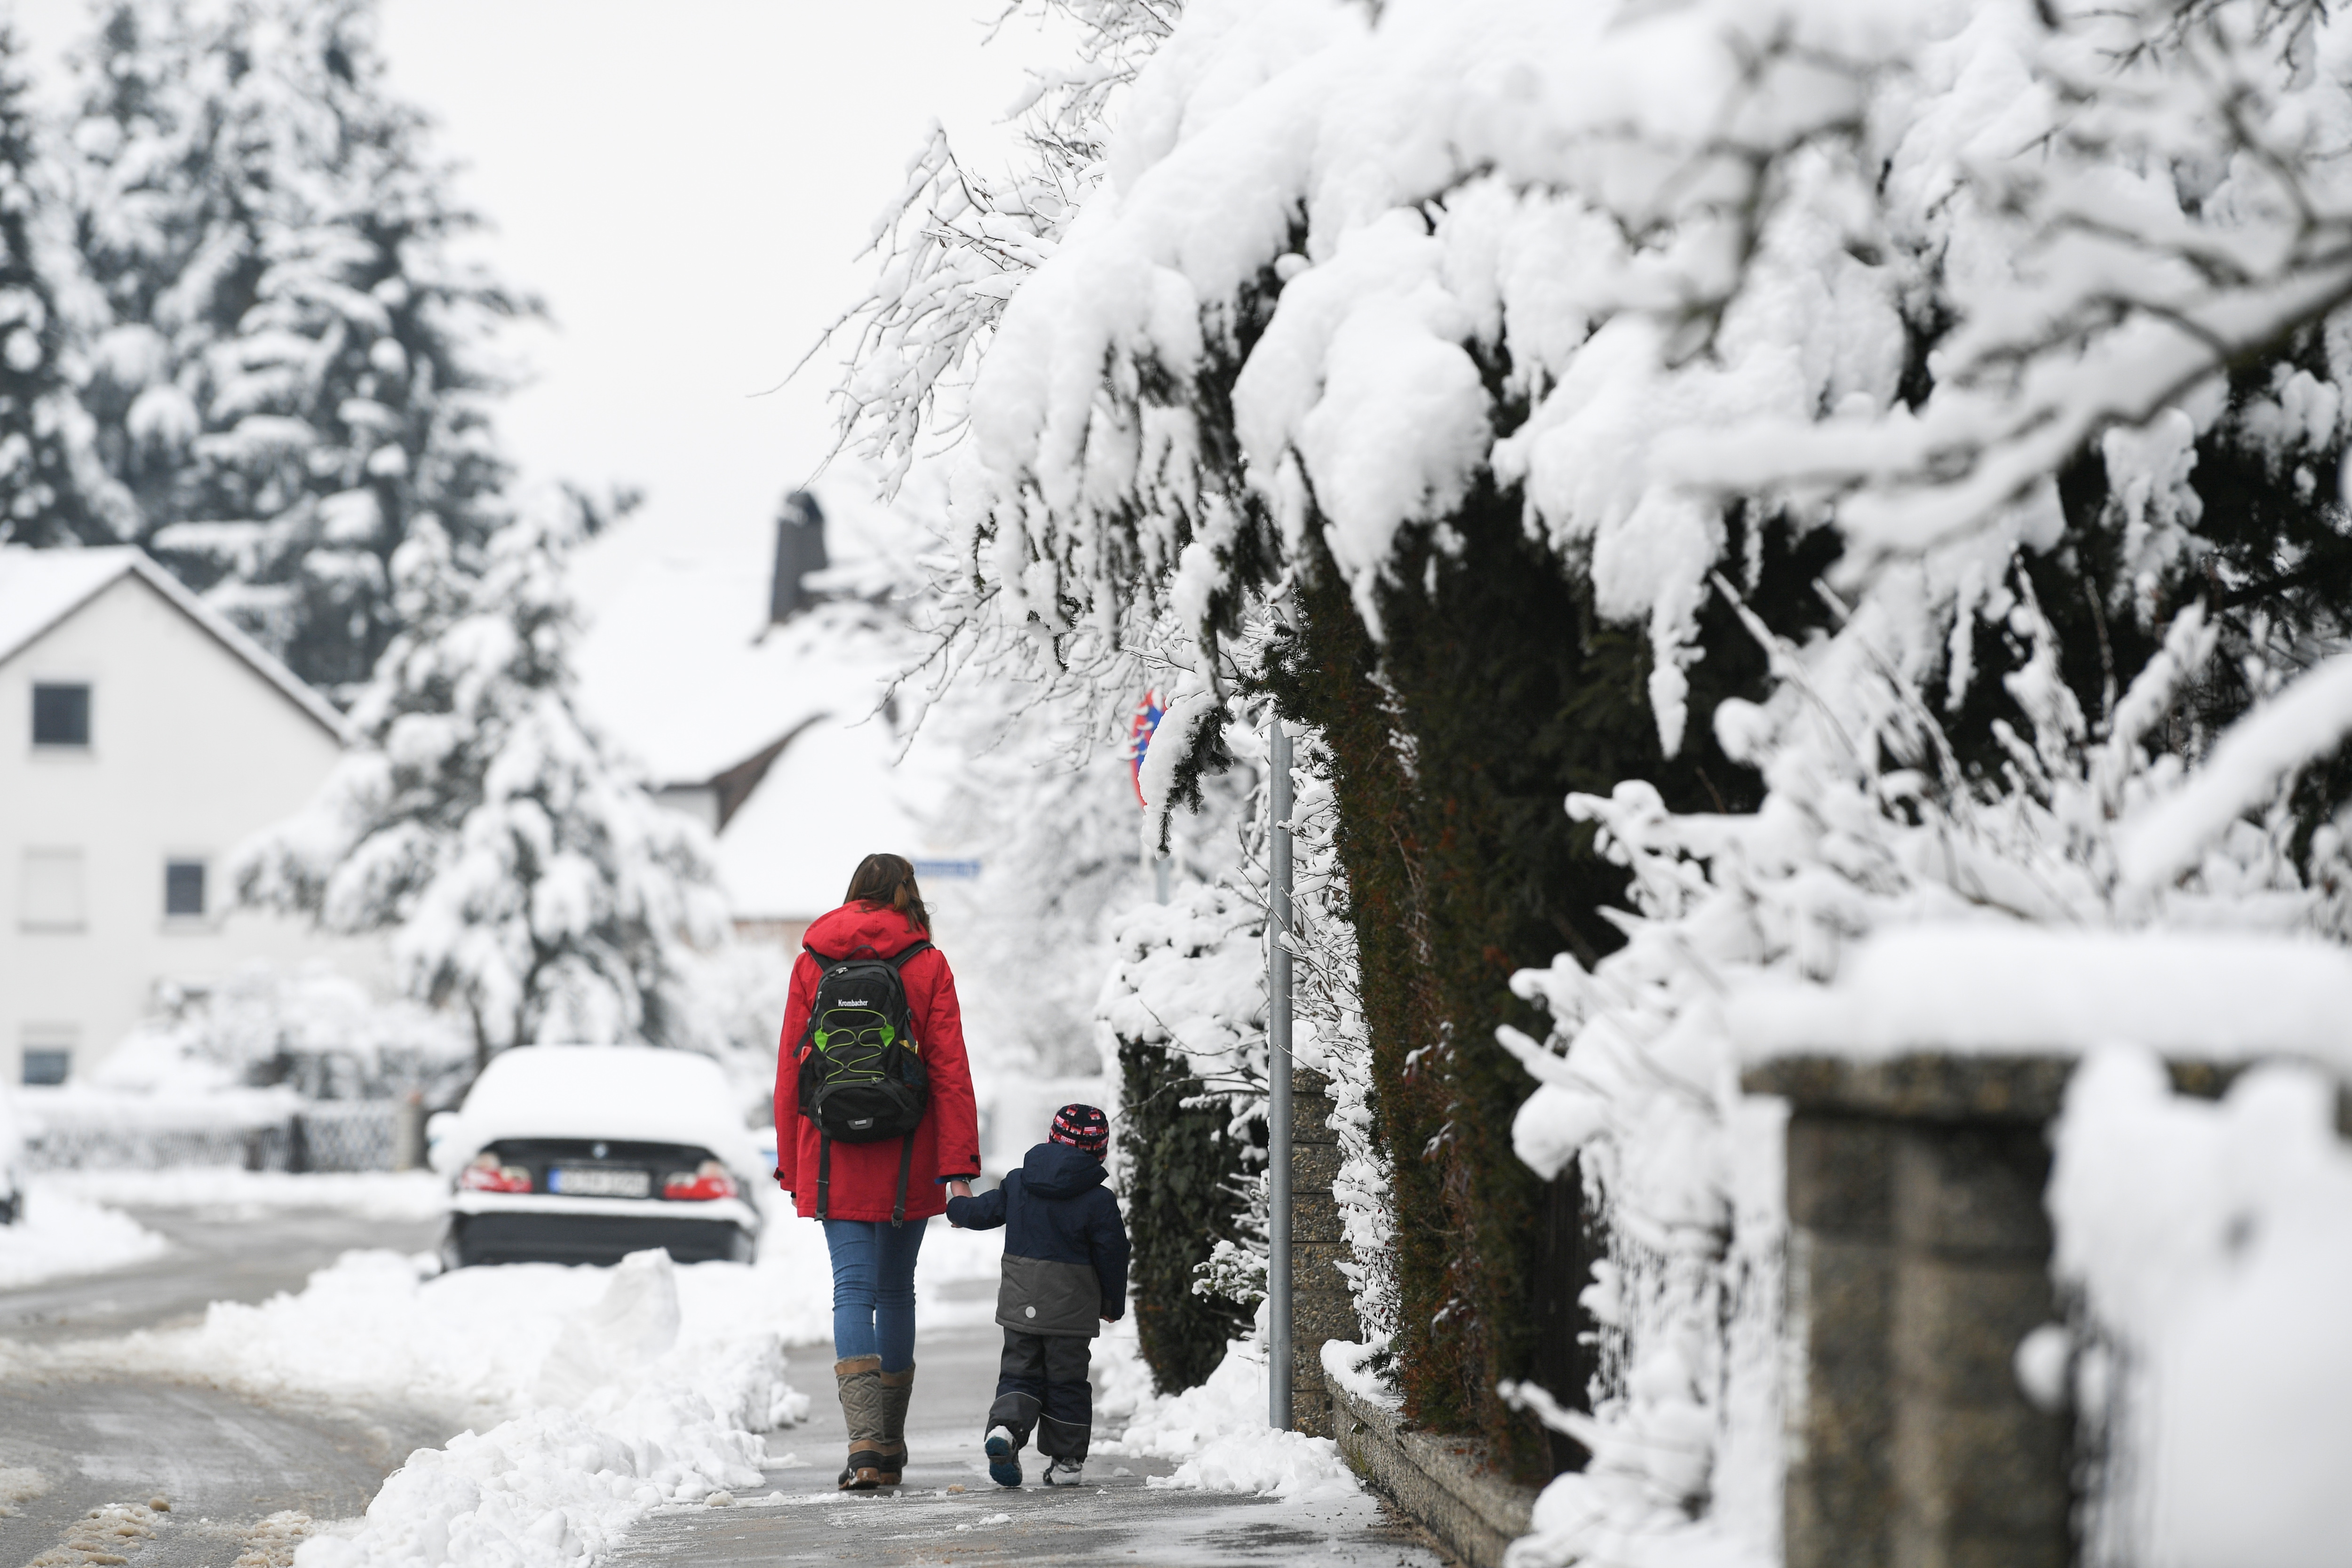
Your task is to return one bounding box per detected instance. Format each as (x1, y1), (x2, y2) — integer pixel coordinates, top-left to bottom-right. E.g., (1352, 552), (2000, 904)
(844, 852), (930, 933)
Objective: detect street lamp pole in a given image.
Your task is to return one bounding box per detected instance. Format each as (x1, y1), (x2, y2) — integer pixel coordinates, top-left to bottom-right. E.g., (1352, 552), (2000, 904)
(1267, 718), (1294, 1431)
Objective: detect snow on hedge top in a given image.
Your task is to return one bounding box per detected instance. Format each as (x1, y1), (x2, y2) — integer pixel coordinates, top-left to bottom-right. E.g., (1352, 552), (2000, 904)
(440, 1045), (761, 1176)
(1732, 925), (2352, 1069)
(946, 0), (2352, 747)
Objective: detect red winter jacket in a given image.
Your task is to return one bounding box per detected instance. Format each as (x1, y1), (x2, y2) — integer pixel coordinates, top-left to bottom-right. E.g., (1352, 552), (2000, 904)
(773, 902), (982, 1222)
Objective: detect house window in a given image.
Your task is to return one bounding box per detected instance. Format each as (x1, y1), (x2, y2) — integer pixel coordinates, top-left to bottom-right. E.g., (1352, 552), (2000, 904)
(19, 848), (85, 931)
(165, 859), (207, 918)
(31, 682), (90, 747)
(20, 1025), (72, 1085)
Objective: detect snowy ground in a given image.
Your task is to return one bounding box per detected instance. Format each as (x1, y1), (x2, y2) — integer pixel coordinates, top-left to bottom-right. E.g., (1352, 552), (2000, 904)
(0, 1178), (1371, 1568)
(0, 1186), (170, 1289)
(1, 1176), (1372, 1568)
(0, 1170), (446, 1294)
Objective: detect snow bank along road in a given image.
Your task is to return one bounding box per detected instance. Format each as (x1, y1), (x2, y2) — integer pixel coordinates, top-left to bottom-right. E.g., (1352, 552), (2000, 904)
(1, 1202), (1438, 1568)
(1, 1203), (452, 1568)
(604, 1312), (1439, 1568)
(3, 1204), (443, 1342)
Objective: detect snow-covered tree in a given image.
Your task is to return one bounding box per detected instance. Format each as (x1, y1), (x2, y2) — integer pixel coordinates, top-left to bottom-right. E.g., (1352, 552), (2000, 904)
(0, 23), (103, 547)
(69, 0), (525, 697)
(237, 498), (728, 1070)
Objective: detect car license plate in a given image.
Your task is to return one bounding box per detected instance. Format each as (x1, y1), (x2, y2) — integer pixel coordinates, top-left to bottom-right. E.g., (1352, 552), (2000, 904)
(550, 1166), (649, 1198)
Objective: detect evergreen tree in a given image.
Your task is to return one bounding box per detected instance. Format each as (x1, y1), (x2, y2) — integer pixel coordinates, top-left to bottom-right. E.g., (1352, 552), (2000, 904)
(69, 0), (527, 697)
(0, 23), (103, 546)
(236, 500), (728, 1071)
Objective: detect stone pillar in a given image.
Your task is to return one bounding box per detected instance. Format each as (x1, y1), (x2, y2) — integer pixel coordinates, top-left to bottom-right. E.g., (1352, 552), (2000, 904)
(1289, 1067), (1360, 1437)
(1745, 1054), (2074, 1568)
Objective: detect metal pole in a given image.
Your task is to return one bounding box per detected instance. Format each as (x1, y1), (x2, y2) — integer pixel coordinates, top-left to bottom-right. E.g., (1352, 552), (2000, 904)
(1267, 719), (1294, 1430)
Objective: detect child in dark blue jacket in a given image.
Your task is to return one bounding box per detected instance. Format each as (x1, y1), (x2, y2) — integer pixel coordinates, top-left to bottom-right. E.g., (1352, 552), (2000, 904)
(944, 1103), (1129, 1487)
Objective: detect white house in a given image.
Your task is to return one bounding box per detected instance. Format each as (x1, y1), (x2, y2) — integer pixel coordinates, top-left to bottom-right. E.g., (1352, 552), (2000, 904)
(0, 546), (379, 1087)
(569, 486), (977, 952)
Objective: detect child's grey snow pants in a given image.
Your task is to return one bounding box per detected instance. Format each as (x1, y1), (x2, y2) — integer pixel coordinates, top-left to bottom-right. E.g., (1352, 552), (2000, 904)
(989, 1328), (1092, 1459)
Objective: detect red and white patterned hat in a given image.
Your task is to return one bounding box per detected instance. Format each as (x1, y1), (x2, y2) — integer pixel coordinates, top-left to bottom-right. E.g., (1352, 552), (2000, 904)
(1049, 1103), (1110, 1155)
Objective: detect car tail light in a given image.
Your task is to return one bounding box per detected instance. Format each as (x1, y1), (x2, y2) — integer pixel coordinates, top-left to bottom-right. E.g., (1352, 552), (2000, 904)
(460, 1152), (533, 1193)
(663, 1160), (739, 1202)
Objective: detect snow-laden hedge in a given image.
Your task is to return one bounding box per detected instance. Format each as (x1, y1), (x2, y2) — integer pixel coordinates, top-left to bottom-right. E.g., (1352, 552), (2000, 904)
(836, 0), (2352, 1544)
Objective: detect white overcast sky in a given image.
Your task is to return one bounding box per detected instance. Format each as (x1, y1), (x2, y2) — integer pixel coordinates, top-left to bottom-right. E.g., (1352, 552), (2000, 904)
(11, 0), (1056, 538)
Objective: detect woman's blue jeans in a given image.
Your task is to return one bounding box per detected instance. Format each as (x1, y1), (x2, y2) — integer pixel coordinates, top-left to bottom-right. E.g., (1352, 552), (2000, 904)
(821, 1218), (926, 1371)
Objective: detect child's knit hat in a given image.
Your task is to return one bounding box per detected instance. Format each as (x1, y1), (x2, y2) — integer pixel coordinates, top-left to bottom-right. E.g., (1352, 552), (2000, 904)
(1049, 1103), (1110, 1156)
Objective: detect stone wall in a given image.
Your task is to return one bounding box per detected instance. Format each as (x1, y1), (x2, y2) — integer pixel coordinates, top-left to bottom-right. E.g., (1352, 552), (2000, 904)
(1748, 1054), (2079, 1568)
(1288, 1067), (1360, 1437)
(1327, 1372), (1540, 1568)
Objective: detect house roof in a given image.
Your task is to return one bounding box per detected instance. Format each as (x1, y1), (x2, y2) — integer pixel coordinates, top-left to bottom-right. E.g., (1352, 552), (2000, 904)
(713, 711), (946, 920)
(567, 478), (917, 785)
(0, 545), (344, 738)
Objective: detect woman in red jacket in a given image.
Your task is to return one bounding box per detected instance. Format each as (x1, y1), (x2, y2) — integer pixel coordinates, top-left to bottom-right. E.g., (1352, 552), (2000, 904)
(774, 853), (980, 1491)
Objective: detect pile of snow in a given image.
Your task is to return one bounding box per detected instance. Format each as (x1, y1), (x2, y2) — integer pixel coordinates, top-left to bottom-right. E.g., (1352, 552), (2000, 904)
(37, 1170), (446, 1220)
(0, 1188), (168, 1289)
(1101, 1330), (1359, 1501)
(2048, 1047), (2352, 1568)
(20, 1202), (996, 1415)
(280, 1250), (789, 1568)
(65, 1247), (795, 1433)
(184, 1208), (991, 1568)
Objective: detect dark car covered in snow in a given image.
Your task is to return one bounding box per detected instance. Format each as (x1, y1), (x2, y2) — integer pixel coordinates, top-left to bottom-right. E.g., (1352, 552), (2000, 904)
(432, 1045), (763, 1268)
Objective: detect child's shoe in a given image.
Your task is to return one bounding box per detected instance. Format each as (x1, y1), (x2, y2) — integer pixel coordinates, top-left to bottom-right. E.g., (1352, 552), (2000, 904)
(985, 1425), (1022, 1488)
(1041, 1457), (1084, 1487)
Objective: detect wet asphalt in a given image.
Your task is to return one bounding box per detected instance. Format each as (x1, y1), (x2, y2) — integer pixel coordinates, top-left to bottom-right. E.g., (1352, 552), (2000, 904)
(0, 1204), (453, 1568)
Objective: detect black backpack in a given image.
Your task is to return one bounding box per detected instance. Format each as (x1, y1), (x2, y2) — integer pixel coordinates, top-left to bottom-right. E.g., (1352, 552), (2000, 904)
(795, 940), (932, 1224)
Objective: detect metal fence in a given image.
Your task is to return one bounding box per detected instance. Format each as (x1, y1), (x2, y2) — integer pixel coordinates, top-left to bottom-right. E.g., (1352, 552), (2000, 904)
(23, 1102), (402, 1173)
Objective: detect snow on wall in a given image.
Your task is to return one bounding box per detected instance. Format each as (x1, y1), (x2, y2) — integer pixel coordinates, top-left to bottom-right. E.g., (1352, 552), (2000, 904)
(1497, 577), (2347, 1567)
(1731, 926), (2352, 1068)
(2049, 1048), (2352, 1568)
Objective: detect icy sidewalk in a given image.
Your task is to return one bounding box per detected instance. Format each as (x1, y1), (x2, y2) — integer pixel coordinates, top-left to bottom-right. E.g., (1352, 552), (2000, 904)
(599, 1319), (1438, 1568)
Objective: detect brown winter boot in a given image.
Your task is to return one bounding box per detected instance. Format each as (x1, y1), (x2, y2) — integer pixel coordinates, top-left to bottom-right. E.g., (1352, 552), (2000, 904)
(834, 1355), (887, 1490)
(873, 1364), (916, 1486)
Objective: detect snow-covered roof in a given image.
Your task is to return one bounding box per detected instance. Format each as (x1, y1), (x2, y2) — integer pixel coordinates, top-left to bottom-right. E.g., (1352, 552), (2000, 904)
(0, 545), (343, 737)
(713, 713), (947, 920)
(568, 477), (972, 921)
(1731, 925), (2352, 1071)
(568, 482), (914, 786)
(439, 1044), (763, 1178)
